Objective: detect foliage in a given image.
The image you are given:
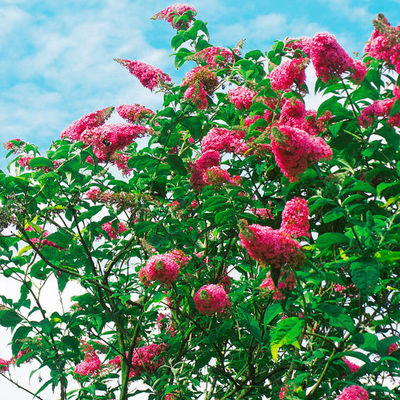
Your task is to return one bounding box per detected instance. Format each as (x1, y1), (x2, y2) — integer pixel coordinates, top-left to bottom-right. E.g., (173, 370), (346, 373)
(0, 5), (400, 400)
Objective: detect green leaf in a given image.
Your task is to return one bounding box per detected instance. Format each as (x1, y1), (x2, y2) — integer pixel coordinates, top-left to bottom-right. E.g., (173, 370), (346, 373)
(0, 309), (22, 328)
(316, 233), (349, 249)
(180, 116), (202, 139)
(389, 98), (400, 117)
(318, 304), (355, 332)
(264, 303), (282, 328)
(375, 250), (400, 264)
(270, 317), (304, 361)
(215, 209), (235, 225)
(350, 258), (380, 295)
(12, 326), (32, 355)
(166, 154), (187, 175)
(237, 308), (263, 344)
(323, 207), (346, 223)
(29, 157), (54, 169)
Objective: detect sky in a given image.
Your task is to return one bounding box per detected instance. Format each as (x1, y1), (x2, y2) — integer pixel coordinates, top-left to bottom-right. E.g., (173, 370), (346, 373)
(1, 0), (400, 398)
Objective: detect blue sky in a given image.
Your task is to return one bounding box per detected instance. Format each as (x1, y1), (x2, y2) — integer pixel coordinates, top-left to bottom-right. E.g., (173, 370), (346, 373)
(1, 0), (400, 163)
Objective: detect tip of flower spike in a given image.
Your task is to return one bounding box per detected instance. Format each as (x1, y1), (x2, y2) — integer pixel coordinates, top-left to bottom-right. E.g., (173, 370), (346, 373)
(150, 11), (164, 20)
(114, 58), (126, 66)
(102, 106), (115, 119)
(238, 219), (254, 240)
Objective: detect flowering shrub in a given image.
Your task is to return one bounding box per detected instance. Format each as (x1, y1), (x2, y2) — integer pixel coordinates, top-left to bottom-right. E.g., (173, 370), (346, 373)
(0, 5), (400, 400)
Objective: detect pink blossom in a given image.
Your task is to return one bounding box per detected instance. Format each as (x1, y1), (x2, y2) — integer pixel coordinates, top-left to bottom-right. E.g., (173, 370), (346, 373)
(252, 207), (274, 220)
(61, 106), (114, 141)
(228, 87), (256, 109)
(194, 284), (231, 315)
(201, 127), (247, 154)
(184, 83), (208, 109)
(182, 66), (218, 94)
(117, 104), (154, 123)
(80, 123), (147, 162)
(335, 385), (368, 400)
(239, 220), (303, 269)
(0, 358), (8, 371)
(115, 59), (171, 91)
(365, 15), (400, 73)
(168, 200), (180, 208)
(358, 94), (400, 128)
(194, 46), (235, 67)
(349, 59), (367, 83)
(156, 313), (176, 337)
(108, 344), (166, 377)
(260, 270), (297, 300)
(270, 58), (308, 91)
(203, 166), (241, 188)
(189, 150), (220, 191)
(143, 253), (181, 285)
(17, 155), (33, 169)
(190, 200), (199, 209)
(3, 138), (22, 151)
(86, 187), (102, 200)
(302, 33), (363, 83)
(343, 358), (360, 373)
(280, 197), (310, 238)
(74, 352), (101, 377)
(111, 152), (132, 175)
(102, 221), (127, 240)
(220, 273), (232, 293)
(152, 4), (196, 29)
(271, 125), (332, 181)
(389, 343), (399, 355)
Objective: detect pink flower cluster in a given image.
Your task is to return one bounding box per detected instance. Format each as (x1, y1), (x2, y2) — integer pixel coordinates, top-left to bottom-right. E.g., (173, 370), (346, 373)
(269, 57), (308, 91)
(3, 138), (22, 151)
(182, 66), (218, 94)
(0, 358), (8, 371)
(111, 152), (132, 176)
(61, 106), (114, 141)
(252, 208), (274, 220)
(298, 33), (366, 83)
(260, 270), (296, 300)
(358, 88), (400, 128)
(102, 221), (127, 240)
(335, 386), (368, 400)
(239, 220), (303, 269)
(194, 46), (235, 67)
(26, 226), (65, 251)
(140, 251), (189, 285)
(80, 123), (147, 162)
(279, 98), (332, 136)
(108, 343), (166, 377)
(115, 59), (171, 91)
(228, 87), (256, 109)
(116, 104), (154, 123)
(184, 83), (208, 109)
(152, 4), (196, 29)
(389, 343), (399, 355)
(194, 284), (231, 315)
(74, 349), (101, 377)
(343, 358), (360, 373)
(280, 197), (310, 238)
(86, 187), (102, 200)
(271, 125), (332, 182)
(201, 127), (247, 154)
(156, 313), (176, 337)
(365, 15), (400, 73)
(189, 150), (221, 191)
(203, 166), (241, 188)
(17, 155), (33, 169)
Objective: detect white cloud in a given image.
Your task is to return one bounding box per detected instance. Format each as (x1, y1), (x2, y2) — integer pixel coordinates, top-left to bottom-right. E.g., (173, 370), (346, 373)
(0, 0), (173, 151)
(323, 0), (373, 23)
